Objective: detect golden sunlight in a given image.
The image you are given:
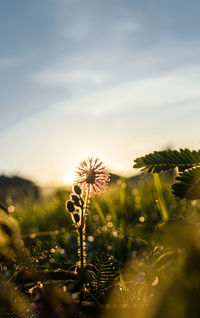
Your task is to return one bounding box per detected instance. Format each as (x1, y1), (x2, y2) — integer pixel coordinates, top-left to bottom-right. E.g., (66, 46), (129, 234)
(61, 172), (75, 185)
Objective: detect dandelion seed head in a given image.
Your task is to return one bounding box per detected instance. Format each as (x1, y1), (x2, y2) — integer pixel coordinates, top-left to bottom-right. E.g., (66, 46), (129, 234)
(75, 157), (110, 195)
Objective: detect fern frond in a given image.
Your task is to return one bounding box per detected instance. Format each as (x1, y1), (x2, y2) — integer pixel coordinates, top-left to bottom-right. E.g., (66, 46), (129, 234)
(172, 167), (200, 199)
(134, 149), (200, 173)
(87, 255), (117, 300)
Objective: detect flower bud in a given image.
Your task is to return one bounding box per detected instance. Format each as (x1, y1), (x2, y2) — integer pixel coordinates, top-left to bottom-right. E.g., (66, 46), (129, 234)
(71, 195), (80, 206)
(74, 185), (81, 195)
(66, 200), (75, 213)
(74, 213), (80, 223)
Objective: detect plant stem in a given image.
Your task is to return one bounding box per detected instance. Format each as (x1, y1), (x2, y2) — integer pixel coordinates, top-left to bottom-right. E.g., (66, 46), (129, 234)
(79, 185), (90, 269)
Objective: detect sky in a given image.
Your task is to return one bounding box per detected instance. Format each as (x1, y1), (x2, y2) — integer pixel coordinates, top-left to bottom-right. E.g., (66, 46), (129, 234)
(0, 0), (200, 185)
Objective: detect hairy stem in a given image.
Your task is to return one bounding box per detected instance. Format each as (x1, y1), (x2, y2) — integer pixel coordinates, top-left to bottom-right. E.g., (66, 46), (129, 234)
(79, 185), (90, 269)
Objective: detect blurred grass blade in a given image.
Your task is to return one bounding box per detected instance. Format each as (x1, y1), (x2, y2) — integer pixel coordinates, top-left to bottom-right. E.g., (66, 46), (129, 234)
(120, 179), (126, 206)
(120, 272), (126, 291)
(153, 173), (168, 221)
(93, 201), (106, 224)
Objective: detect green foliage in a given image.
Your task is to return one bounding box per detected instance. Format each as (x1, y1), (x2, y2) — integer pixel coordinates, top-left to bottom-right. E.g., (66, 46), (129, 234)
(0, 276), (34, 318)
(172, 167), (200, 199)
(2, 165), (200, 317)
(134, 148), (200, 173)
(0, 208), (21, 263)
(134, 148), (200, 200)
(0, 207), (34, 317)
(87, 255), (117, 300)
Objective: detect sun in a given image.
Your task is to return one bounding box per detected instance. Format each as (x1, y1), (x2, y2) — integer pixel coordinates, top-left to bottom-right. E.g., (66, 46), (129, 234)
(61, 172), (75, 185)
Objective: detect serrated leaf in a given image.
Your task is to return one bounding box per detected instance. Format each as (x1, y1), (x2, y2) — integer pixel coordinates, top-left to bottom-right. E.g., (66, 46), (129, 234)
(133, 149), (200, 173)
(172, 167), (200, 200)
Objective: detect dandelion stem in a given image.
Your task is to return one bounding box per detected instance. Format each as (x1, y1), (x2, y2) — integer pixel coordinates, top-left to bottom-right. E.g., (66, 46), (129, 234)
(79, 185), (90, 269)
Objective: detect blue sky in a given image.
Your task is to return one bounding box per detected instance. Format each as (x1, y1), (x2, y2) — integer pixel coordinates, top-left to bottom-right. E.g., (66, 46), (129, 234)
(0, 0), (200, 184)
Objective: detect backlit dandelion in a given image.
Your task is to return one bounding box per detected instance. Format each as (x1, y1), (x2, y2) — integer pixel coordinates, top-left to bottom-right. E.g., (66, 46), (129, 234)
(75, 157), (110, 195)
(66, 157), (110, 269)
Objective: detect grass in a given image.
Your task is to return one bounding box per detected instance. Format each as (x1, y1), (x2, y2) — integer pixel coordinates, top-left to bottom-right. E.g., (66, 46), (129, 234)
(1, 171), (200, 317)
(11, 173), (197, 264)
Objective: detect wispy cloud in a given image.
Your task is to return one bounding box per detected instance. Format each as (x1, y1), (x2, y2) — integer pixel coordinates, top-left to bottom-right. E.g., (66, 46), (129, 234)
(0, 56), (18, 70)
(33, 69), (110, 89)
(31, 36), (200, 106)
(49, 72), (200, 118)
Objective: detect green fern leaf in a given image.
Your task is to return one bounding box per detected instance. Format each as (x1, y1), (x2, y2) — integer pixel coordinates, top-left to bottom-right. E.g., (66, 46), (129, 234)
(134, 149), (200, 173)
(87, 255), (117, 300)
(172, 167), (200, 199)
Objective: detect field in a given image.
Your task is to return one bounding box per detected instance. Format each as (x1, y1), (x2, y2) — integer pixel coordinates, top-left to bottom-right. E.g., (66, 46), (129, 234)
(1, 153), (200, 318)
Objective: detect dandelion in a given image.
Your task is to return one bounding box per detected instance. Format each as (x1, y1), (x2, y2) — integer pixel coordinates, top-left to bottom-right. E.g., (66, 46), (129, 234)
(66, 158), (110, 269)
(75, 157), (110, 196)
